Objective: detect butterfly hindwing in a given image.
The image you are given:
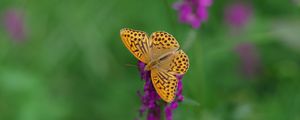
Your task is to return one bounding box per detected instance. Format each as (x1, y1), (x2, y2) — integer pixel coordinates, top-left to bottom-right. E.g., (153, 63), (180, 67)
(158, 50), (189, 75)
(120, 28), (151, 63)
(151, 69), (178, 103)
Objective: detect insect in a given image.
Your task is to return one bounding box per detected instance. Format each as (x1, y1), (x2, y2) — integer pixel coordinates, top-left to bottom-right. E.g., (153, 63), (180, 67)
(120, 28), (189, 103)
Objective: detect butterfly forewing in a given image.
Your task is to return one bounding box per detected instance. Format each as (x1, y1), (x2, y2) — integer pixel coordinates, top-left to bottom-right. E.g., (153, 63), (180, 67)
(120, 28), (151, 63)
(149, 31), (180, 60)
(151, 69), (178, 103)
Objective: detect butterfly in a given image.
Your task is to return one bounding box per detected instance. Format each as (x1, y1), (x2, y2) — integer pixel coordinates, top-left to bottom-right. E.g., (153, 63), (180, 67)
(120, 28), (189, 103)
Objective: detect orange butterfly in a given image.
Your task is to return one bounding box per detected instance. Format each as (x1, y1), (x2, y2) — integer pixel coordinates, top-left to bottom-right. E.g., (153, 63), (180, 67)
(120, 28), (189, 103)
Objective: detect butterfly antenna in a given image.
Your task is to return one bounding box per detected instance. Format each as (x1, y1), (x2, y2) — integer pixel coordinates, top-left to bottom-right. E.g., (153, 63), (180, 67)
(125, 63), (138, 68)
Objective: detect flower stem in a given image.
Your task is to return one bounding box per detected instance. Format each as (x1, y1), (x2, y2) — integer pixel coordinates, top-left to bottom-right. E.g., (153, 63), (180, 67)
(162, 0), (176, 30)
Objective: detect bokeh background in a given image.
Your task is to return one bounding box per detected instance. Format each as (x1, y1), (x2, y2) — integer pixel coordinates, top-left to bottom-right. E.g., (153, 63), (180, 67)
(1, 0), (300, 120)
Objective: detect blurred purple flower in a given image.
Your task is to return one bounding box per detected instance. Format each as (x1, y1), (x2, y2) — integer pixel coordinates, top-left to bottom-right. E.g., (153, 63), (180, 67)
(173, 0), (212, 28)
(235, 42), (260, 78)
(165, 76), (183, 120)
(3, 9), (26, 41)
(224, 2), (252, 28)
(137, 61), (184, 120)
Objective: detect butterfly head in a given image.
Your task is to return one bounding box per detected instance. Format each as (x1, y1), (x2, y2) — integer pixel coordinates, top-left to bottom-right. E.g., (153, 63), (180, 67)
(144, 61), (158, 71)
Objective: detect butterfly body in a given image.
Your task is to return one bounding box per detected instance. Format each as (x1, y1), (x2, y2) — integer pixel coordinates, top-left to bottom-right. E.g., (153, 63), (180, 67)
(120, 28), (189, 103)
(145, 51), (175, 71)
(144, 60), (158, 71)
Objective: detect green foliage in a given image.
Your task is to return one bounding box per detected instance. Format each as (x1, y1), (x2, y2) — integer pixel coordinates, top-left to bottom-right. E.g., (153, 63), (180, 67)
(0, 0), (300, 120)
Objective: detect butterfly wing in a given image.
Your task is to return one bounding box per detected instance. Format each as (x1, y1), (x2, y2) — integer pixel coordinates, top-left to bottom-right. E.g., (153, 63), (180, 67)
(151, 69), (178, 103)
(120, 28), (151, 63)
(149, 31), (180, 60)
(158, 50), (189, 75)
(149, 32), (188, 102)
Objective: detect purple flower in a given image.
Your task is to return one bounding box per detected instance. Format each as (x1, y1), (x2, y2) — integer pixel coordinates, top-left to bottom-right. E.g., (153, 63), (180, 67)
(224, 2), (252, 28)
(235, 42), (260, 78)
(137, 61), (184, 120)
(3, 9), (26, 41)
(173, 0), (212, 28)
(165, 78), (183, 120)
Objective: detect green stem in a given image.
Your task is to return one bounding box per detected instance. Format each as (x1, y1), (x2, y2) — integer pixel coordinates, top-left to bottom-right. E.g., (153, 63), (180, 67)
(162, 0), (176, 30)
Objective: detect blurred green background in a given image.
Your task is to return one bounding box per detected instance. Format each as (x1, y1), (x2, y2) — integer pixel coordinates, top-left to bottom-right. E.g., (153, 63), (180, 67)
(1, 0), (300, 120)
